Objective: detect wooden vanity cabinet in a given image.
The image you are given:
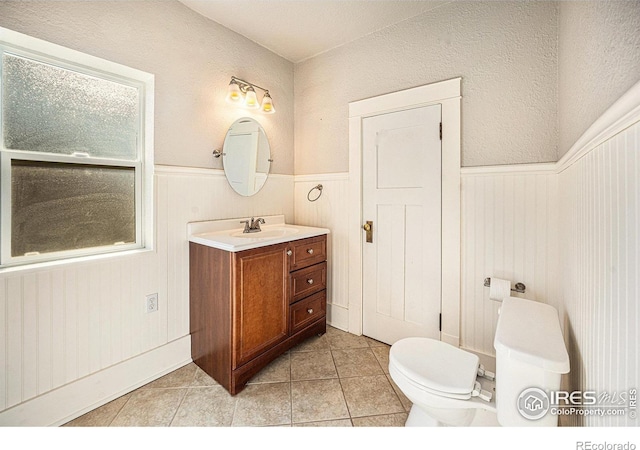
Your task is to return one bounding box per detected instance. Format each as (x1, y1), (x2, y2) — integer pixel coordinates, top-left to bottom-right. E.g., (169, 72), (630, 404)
(189, 234), (327, 395)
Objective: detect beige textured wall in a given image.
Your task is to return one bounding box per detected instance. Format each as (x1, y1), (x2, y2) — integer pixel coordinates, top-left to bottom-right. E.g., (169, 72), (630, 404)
(558, 0), (640, 157)
(294, 1), (558, 173)
(0, 0), (295, 174)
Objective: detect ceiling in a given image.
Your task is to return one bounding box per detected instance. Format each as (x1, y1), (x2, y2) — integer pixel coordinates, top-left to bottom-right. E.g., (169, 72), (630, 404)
(178, 0), (448, 63)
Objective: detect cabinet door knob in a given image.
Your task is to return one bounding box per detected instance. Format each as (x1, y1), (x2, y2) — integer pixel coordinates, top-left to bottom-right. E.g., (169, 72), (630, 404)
(307, 308), (314, 314)
(307, 248), (314, 255)
(286, 250), (292, 256)
(307, 279), (314, 285)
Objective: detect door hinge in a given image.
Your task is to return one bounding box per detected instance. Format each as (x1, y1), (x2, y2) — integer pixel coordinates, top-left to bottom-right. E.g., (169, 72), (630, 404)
(439, 122), (442, 140)
(439, 313), (442, 332)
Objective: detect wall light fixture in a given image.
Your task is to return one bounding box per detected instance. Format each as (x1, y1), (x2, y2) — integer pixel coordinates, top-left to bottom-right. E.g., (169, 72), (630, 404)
(226, 76), (275, 114)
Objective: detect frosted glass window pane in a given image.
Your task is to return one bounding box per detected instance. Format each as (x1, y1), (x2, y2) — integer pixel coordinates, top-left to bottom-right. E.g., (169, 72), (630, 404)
(2, 54), (139, 159)
(11, 161), (135, 257)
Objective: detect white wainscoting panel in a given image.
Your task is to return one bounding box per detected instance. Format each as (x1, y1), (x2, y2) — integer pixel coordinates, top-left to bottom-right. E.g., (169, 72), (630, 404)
(0, 236), (168, 414)
(158, 168), (294, 342)
(460, 119), (639, 426)
(557, 120), (639, 427)
(0, 166), (293, 425)
(2, 124), (636, 428)
(460, 166), (558, 357)
(294, 174), (350, 331)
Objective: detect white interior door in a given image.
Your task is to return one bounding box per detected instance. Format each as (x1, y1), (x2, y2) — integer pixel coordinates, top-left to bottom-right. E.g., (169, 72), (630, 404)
(362, 104), (442, 345)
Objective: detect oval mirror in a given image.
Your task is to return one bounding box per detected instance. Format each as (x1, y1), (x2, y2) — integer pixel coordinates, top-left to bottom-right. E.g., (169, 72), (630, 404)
(222, 117), (271, 196)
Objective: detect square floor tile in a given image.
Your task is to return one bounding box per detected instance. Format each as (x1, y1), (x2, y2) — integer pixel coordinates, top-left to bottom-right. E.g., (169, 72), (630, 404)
(232, 382), (291, 426)
(171, 386), (236, 426)
(192, 365), (220, 387)
(61, 327), (420, 428)
(63, 393), (132, 426)
(291, 350), (337, 380)
(291, 333), (330, 352)
(326, 327), (369, 349)
(352, 413), (407, 427)
(332, 347), (384, 378)
(141, 363), (197, 389)
(248, 352), (291, 384)
(371, 345), (390, 373)
(340, 375), (404, 418)
(294, 419), (353, 427)
(291, 379), (349, 424)
(110, 388), (186, 426)
(364, 336), (388, 347)
(386, 374), (412, 411)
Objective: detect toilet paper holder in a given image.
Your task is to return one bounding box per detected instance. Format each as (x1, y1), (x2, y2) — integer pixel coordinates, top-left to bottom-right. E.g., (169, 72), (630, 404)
(484, 277), (526, 294)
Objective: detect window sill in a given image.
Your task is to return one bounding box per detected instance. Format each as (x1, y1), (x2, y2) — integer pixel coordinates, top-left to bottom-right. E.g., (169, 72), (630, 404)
(0, 246), (154, 275)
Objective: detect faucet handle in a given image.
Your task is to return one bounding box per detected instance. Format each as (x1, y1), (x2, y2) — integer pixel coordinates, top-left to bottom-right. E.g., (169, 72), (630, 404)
(240, 220), (250, 233)
(252, 217), (265, 231)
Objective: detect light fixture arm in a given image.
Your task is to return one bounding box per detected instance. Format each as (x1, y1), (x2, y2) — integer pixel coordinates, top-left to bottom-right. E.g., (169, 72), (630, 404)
(231, 76), (270, 96)
(226, 76), (275, 113)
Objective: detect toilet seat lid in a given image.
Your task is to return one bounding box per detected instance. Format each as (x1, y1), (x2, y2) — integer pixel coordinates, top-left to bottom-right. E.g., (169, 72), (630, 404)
(390, 338), (480, 396)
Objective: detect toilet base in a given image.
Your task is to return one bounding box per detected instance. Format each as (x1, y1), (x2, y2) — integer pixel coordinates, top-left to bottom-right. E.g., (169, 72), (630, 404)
(405, 404), (500, 427)
(405, 404), (442, 426)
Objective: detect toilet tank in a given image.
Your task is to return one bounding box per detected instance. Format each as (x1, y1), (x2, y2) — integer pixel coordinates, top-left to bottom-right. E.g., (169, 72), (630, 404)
(494, 297), (570, 427)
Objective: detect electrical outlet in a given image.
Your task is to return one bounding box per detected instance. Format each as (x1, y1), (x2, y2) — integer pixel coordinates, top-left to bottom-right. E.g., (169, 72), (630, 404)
(146, 293), (158, 313)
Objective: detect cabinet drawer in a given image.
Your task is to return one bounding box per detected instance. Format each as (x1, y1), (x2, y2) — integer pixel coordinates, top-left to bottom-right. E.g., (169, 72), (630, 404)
(290, 291), (326, 335)
(289, 235), (326, 271)
(290, 262), (326, 303)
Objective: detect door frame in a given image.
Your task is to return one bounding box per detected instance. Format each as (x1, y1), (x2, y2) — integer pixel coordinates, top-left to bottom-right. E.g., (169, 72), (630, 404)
(347, 78), (461, 346)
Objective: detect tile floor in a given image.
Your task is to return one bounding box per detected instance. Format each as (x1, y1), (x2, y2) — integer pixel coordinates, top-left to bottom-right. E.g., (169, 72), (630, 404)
(63, 326), (412, 427)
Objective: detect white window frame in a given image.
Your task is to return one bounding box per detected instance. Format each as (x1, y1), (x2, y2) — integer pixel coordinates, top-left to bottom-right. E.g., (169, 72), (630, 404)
(0, 27), (154, 269)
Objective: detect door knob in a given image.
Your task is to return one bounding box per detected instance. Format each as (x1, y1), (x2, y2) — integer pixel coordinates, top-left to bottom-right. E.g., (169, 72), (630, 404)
(363, 221), (373, 243)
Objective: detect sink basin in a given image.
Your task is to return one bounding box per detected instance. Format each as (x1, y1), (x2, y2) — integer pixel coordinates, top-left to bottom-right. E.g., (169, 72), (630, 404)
(188, 216), (329, 252)
(231, 227), (299, 239)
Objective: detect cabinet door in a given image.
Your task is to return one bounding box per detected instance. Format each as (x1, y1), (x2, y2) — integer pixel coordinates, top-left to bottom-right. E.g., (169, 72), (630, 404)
(233, 243), (289, 368)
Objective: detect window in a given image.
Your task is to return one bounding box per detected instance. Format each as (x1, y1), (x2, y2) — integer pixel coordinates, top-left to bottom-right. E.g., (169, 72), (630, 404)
(0, 27), (154, 268)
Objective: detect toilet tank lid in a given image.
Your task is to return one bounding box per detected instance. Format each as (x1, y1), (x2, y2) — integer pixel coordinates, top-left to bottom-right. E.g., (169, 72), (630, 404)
(494, 297), (570, 374)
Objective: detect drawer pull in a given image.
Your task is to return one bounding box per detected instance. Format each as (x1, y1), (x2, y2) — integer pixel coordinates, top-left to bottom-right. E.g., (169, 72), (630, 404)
(307, 308), (314, 314)
(307, 278), (314, 285)
(287, 250), (292, 256)
(307, 248), (314, 255)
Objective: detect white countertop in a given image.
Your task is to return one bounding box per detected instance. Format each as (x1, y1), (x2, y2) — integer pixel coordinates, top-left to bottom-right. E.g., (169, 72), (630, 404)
(188, 215), (330, 252)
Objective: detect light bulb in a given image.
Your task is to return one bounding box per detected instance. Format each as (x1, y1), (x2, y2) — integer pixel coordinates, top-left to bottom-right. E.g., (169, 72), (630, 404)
(261, 92), (275, 114)
(226, 80), (242, 104)
(244, 87), (259, 109)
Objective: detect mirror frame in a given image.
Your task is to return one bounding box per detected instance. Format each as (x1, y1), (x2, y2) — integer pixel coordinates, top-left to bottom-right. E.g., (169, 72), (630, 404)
(221, 117), (271, 197)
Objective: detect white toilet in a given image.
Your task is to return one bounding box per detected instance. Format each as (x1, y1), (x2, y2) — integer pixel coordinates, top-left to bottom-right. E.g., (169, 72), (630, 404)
(389, 296), (570, 426)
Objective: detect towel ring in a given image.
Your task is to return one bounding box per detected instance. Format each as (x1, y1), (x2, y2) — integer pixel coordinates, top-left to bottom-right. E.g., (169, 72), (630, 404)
(307, 184), (323, 202)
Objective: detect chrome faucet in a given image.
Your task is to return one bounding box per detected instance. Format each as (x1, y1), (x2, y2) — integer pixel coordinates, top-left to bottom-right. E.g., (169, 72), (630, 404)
(240, 217), (265, 233)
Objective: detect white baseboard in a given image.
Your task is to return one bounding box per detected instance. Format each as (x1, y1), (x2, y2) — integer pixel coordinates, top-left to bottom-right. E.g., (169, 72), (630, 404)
(327, 303), (349, 332)
(441, 332), (460, 347)
(0, 336), (192, 427)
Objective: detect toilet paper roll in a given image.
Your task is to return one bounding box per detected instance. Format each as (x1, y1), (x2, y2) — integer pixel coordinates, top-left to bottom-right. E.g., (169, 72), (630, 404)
(489, 277), (511, 302)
